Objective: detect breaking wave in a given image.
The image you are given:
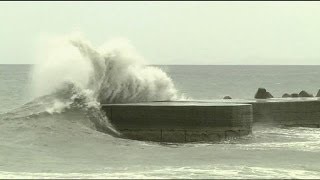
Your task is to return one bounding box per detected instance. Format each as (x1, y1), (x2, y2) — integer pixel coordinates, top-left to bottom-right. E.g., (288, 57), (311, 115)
(32, 34), (180, 104)
(14, 34), (183, 136)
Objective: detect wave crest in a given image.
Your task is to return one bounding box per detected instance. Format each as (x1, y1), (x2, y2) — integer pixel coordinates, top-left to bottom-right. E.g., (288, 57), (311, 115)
(32, 35), (180, 104)
(24, 34), (184, 136)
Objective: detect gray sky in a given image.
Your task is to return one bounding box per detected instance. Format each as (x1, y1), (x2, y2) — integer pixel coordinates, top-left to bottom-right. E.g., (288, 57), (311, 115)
(1, 1), (320, 65)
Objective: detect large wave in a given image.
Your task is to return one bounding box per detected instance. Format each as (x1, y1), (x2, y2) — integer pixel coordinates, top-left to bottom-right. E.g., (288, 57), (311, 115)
(26, 34), (183, 137)
(32, 35), (180, 104)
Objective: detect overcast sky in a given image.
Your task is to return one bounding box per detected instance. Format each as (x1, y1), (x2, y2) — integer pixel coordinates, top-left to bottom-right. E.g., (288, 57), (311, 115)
(1, 1), (320, 65)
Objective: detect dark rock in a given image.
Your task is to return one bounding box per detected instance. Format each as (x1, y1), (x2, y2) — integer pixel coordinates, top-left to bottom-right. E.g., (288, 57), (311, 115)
(299, 90), (313, 97)
(254, 88), (273, 99)
(316, 89), (320, 97)
(266, 92), (273, 98)
(282, 93), (291, 98)
(223, 96), (232, 99)
(291, 93), (299, 98)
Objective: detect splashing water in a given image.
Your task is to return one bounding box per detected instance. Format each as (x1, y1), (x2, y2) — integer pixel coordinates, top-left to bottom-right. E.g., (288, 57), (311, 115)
(32, 35), (180, 104)
(28, 34), (183, 136)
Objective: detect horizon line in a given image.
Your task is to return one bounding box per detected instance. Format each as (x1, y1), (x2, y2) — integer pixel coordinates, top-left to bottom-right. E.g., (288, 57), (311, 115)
(2, 64), (320, 66)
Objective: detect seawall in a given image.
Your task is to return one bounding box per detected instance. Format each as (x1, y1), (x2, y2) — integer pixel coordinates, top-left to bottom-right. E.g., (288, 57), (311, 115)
(197, 98), (320, 127)
(250, 98), (320, 127)
(102, 102), (252, 143)
(101, 98), (320, 142)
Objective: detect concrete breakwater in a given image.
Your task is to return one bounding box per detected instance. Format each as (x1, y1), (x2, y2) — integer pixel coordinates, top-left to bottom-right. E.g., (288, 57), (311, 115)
(201, 98), (320, 127)
(101, 98), (320, 142)
(250, 98), (320, 127)
(102, 102), (252, 143)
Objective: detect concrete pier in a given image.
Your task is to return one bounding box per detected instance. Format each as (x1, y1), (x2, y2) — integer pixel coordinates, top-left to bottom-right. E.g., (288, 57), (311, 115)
(250, 98), (320, 127)
(198, 98), (320, 127)
(101, 98), (320, 143)
(102, 102), (252, 143)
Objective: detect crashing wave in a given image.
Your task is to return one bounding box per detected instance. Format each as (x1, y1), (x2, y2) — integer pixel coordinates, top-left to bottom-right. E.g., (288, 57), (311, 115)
(22, 34), (183, 136)
(32, 35), (180, 104)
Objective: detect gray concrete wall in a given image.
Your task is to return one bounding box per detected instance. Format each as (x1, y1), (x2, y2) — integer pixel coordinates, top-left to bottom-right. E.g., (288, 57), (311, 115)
(101, 99), (320, 142)
(251, 100), (320, 127)
(197, 98), (320, 127)
(102, 103), (252, 143)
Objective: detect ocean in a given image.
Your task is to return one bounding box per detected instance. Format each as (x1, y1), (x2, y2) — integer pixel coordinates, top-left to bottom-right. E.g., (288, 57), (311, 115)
(1, 63), (320, 179)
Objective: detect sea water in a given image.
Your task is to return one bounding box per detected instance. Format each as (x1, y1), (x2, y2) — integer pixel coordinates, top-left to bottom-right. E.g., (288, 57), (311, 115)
(1, 37), (320, 178)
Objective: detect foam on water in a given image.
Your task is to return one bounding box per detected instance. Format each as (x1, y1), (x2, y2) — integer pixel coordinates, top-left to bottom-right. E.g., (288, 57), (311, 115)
(1, 165), (320, 179)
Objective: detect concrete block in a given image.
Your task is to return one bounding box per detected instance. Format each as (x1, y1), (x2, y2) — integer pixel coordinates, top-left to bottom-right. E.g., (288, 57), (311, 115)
(102, 102), (252, 143)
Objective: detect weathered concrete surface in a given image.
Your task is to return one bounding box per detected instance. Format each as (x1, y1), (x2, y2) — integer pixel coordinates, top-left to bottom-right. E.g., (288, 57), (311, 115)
(102, 102), (252, 143)
(102, 98), (320, 143)
(198, 98), (320, 127)
(251, 99), (320, 127)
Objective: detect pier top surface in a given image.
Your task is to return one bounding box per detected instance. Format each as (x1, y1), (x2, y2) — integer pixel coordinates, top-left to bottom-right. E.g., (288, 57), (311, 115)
(203, 97), (320, 103)
(102, 101), (251, 106)
(102, 98), (320, 106)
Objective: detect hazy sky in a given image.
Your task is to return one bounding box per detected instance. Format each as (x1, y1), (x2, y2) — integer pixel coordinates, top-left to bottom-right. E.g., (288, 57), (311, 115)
(1, 1), (320, 65)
